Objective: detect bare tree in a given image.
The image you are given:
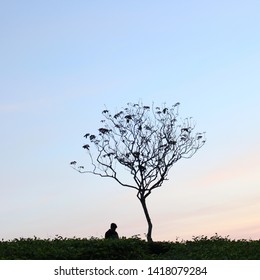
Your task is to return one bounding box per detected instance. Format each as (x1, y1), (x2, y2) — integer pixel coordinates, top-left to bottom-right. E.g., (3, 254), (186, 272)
(71, 102), (206, 242)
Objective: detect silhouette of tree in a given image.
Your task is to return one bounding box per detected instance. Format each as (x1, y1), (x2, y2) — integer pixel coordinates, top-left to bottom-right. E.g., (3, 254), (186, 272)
(71, 102), (206, 242)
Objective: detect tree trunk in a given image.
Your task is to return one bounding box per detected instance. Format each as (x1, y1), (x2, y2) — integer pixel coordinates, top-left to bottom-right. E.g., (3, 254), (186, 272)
(140, 197), (153, 242)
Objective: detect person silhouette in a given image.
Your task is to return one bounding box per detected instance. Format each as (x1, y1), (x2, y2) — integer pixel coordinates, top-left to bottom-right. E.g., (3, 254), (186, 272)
(105, 223), (119, 239)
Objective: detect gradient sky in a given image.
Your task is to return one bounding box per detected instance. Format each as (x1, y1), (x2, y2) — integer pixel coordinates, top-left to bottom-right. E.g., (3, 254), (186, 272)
(1, 0), (259, 241)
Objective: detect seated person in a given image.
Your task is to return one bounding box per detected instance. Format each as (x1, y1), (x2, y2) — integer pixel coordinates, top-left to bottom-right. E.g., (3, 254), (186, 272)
(105, 223), (119, 239)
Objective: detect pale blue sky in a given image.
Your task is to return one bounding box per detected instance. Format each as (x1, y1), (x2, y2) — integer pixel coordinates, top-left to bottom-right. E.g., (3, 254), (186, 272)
(1, 0), (259, 241)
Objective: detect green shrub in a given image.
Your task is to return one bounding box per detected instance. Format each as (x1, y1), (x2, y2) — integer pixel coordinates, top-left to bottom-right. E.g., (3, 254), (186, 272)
(0, 234), (259, 260)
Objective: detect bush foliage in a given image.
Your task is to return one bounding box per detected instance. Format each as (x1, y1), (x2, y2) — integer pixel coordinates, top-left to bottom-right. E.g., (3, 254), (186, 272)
(0, 234), (259, 260)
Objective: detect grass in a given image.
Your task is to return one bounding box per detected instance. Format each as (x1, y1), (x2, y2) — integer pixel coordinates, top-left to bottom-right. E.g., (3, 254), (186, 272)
(0, 234), (259, 260)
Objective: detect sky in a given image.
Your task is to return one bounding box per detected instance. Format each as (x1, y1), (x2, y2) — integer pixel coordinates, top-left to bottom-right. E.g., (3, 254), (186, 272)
(1, 0), (259, 241)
